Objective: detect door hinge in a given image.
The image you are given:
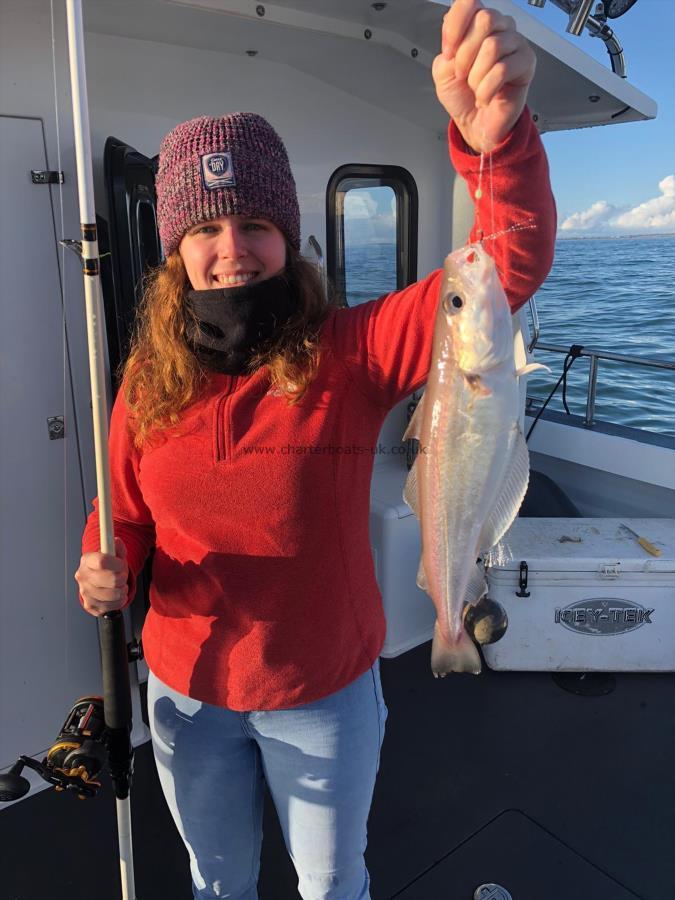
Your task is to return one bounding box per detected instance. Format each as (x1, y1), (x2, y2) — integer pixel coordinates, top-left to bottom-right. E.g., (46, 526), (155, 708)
(47, 416), (65, 440)
(31, 170), (64, 185)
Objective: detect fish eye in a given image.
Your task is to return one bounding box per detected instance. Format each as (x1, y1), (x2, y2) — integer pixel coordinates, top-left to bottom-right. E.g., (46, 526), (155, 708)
(443, 292), (464, 313)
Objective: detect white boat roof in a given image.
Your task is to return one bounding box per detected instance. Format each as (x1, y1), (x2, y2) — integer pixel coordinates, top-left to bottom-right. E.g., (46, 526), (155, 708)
(81, 0), (656, 134)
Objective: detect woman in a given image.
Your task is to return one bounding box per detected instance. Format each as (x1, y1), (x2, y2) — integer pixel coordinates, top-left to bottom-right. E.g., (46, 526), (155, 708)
(75, 2), (556, 897)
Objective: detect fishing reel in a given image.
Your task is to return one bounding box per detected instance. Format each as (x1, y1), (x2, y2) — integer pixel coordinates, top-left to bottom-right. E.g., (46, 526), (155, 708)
(0, 697), (109, 802)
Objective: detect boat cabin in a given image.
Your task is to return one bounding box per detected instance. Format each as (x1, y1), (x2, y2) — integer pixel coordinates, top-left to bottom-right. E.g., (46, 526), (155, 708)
(1, 1), (673, 897)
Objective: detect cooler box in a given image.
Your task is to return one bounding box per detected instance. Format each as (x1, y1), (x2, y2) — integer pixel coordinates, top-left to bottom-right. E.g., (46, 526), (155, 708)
(370, 461), (436, 657)
(483, 518), (675, 672)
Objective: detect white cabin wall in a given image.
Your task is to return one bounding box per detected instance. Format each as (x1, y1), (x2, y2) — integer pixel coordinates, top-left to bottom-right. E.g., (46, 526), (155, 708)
(82, 29), (457, 454)
(0, 1), (103, 588)
(83, 30), (455, 283)
(0, 0), (118, 778)
(0, 0), (99, 506)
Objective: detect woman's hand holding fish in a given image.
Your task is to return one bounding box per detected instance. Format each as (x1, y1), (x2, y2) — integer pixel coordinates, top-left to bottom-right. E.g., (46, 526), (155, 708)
(433, 0), (536, 153)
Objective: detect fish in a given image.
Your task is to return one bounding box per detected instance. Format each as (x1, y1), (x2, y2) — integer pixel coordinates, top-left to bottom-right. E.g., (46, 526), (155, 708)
(403, 242), (544, 676)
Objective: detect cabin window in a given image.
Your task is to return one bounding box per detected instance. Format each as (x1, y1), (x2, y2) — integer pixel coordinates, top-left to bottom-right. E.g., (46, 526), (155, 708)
(327, 165), (418, 306)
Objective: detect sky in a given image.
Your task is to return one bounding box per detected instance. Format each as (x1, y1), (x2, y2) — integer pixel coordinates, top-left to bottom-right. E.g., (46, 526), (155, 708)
(509, 0), (675, 236)
(343, 1), (673, 243)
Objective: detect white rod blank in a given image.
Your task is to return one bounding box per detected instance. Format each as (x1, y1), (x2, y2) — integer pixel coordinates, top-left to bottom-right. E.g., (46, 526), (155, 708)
(64, 3), (136, 898)
(65, 0), (114, 558)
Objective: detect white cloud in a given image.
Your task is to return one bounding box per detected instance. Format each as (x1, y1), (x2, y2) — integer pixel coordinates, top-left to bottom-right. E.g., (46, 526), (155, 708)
(559, 175), (675, 234)
(560, 200), (618, 231)
(612, 175), (675, 229)
(344, 188), (396, 246)
(344, 192), (377, 219)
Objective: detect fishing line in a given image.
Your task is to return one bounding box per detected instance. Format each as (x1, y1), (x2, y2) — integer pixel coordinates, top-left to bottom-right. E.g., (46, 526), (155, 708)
(480, 218), (537, 244)
(473, 123), (495, 243)
(51, 0), (70, 691)
(489, 142), (495, 238)
(475, 148), (485, 241)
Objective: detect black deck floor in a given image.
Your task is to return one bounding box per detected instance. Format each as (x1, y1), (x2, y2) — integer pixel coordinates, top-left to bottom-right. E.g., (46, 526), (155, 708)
(3, 642), (674, 899)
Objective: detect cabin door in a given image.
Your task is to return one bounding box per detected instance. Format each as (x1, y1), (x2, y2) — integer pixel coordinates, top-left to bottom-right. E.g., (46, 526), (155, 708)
(102, 137), (162, 655)
(0, 116), (103, 774)
(103, 137), (161, 390)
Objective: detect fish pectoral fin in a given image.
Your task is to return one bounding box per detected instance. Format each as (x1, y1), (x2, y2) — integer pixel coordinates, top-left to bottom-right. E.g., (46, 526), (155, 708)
(403, 459), (420, 517)
(431, 621), (482, 677)
(516, 362), (550, 378)
(478, 427), (530, 553)
(402, 393), (426, 442)
(464, 560), (487, 607)
(416, 556), (428, 592)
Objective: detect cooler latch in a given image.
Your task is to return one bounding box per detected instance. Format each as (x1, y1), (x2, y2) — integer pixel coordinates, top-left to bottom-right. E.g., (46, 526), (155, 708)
(516, 560), (530, 597)
(600, 562), (621, 578)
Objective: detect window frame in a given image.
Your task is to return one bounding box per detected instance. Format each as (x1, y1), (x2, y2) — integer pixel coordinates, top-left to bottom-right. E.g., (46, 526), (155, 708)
(326, 164), (418, 306)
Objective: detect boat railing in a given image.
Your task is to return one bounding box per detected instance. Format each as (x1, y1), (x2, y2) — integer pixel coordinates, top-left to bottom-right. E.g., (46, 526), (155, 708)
(527, 340), (675, 428)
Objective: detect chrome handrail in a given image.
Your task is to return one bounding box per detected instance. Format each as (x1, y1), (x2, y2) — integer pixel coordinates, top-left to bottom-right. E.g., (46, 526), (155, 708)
(307, 234), (326, 292)
(308, 234), (323, 263)
(529, 341), (675, 427)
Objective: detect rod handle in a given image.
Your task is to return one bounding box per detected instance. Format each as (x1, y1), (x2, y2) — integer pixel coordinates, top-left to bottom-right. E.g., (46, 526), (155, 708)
(99, 612), (132, 730)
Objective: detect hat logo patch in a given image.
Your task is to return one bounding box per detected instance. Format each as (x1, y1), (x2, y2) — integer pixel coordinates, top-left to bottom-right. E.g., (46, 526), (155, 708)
(201, 152), (236, 190)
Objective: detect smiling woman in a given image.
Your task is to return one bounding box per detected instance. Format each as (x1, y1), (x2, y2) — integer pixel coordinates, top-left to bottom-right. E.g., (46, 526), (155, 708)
(121, 240), (332, 451)
(178, 215), (287, 290)
(73, 3), (558, 890)
(117, 114), (336, 450)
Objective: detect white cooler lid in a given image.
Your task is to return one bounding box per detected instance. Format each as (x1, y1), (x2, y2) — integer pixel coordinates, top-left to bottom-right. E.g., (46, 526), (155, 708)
(490, 518), (675, 574)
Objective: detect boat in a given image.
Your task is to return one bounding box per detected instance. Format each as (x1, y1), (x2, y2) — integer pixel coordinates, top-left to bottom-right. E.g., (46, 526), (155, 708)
(1, 1), (673, 897)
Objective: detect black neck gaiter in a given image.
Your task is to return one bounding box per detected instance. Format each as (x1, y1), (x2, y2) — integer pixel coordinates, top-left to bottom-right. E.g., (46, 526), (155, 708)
(184, 271), (299, 375)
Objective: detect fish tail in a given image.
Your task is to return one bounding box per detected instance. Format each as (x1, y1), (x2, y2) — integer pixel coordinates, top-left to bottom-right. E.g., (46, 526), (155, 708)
(431, 620), (482, 677)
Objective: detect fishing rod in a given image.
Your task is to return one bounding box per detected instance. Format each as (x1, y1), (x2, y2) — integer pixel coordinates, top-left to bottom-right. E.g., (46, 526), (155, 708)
(63, 2), (138, 894)
(0, 3), (138, 897)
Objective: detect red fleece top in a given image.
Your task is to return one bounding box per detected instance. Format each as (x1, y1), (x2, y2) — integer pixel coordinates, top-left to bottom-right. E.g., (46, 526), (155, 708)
(81, 110), (556, 710)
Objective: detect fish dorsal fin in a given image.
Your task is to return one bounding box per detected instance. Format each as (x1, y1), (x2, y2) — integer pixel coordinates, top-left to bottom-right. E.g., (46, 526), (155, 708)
(478, 427), (530, 553)
(402, 393), (426, 443)
(403, 458), (420, 518)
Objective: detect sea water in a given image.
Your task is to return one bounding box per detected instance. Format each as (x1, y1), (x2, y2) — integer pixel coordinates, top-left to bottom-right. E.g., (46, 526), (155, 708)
(345, 236), (675, 437)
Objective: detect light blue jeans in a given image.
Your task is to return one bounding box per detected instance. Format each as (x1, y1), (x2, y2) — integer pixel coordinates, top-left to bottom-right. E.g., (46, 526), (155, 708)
(147, 662), (388, 900)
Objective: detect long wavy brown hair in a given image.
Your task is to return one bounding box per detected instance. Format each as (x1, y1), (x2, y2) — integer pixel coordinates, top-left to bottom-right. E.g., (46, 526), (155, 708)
(120, 247), (338, 450)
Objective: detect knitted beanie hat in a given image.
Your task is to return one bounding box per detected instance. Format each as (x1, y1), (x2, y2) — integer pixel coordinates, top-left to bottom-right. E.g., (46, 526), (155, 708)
(155, 113), (300, 257)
